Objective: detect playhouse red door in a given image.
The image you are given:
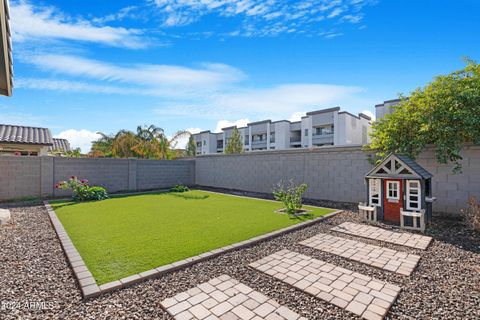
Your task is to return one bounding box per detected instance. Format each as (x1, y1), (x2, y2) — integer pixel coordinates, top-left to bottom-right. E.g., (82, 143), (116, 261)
(383, 179), (402, 223)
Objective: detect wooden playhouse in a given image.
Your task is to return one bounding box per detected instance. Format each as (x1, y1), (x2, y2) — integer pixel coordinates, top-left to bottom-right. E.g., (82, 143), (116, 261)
(358, 154), (436, 232)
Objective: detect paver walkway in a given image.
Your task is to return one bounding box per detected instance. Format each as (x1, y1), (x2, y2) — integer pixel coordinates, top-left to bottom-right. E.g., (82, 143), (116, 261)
(331, 222), (432, 250)
(299, 233), (420, 275)
(161, 275), (307, 320)
(250, 250), (401, 320)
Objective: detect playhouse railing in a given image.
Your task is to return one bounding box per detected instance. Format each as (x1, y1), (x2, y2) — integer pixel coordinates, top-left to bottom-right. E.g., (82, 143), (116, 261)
(400, 208), (426, 232)
(358, 202), (377, 223)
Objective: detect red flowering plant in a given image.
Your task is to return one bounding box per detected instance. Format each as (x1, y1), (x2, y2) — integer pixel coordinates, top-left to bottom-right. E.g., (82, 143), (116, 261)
(55, 176), (108, 202)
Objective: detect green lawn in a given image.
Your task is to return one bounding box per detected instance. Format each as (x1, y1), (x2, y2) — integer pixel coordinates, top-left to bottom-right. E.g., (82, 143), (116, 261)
(51, 190), (335, 284)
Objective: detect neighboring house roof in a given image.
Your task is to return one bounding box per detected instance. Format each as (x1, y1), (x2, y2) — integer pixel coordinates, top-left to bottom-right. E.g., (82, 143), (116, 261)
(0, 124), (53, 145)
(0, 0), (12, 96)
(49, 138), (71, 152)
(366, 153), (432, 179)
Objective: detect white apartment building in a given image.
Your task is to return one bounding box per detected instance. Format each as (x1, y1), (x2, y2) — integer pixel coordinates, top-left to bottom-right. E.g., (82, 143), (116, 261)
(193, 107), (372, 154)
(375, 99), (401, 120)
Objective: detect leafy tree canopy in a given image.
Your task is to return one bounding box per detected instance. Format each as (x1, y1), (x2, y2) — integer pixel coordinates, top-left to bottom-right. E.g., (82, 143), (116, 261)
(368, 59), (480, 172)
(90, 125), (189, 160)
(224, 127), (243, 154)
(185, 134), (196, 157)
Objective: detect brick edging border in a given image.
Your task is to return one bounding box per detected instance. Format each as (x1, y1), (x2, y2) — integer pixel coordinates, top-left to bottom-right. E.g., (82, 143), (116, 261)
(44, 200), (342, 299)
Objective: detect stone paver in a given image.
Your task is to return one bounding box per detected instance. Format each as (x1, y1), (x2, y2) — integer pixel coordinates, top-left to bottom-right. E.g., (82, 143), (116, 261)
(331, 222), (432, 250)
(161, 275), (307, 320)
(299, 233), (420, 275)
(250, 250), (401, 320)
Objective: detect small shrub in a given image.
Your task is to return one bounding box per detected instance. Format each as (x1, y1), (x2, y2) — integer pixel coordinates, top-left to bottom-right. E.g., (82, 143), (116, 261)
(461, 196), (480, 231)
(170, 185), (190, 193)
(272, 179), (308, 215)
(79, 186), (109, 202)
(55, 176), (108, 202)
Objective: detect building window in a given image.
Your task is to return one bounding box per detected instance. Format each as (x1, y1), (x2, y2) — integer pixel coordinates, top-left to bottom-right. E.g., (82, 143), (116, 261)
(270, 132), (275, 143)
(304, 129), (308, 136)
(203, 140), (206, 146)
(196, 142), (202, 148)
(245, 135), (249, 145)
(253, 134), (266, 142)
(369, 179), (381, 206)
(387, 181), (400, 200)
(217, 140), (223, 148)
(406, 180), (421, 211)
(314, 125), (334, 135)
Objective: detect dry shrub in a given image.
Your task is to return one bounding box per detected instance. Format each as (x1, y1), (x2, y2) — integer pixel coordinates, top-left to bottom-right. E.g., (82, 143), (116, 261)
(461, 196), (480, 231)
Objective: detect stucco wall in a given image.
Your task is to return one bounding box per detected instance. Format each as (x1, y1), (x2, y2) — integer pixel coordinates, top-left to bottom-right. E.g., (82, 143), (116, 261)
(0, 157), (195, 201)
(195, 145), (480, 214)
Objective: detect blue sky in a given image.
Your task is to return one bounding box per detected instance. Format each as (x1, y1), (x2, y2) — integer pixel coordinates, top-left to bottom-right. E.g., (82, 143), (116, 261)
(2, 0), (479, 152)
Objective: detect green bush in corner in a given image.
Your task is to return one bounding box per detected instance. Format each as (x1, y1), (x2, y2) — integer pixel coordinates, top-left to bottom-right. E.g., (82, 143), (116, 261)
(170, 185), (190, 193)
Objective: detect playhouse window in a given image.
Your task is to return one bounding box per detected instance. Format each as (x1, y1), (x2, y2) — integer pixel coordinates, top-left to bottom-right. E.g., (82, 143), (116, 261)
(407, 180), (421, 210)
(387, 181), (399, 200)
(369, 179), (381, 206)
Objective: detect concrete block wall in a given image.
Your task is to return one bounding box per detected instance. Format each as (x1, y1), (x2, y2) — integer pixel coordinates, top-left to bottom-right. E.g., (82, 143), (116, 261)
(137, 160), (195, 190)
(195, 145), (480, 214)
(0, 157), (42, 200)
(0, 146), (478, 215)
(0, 157), (195, 201)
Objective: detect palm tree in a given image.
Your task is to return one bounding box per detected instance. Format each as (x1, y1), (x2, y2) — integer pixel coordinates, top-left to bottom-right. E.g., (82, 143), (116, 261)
(112, 130), (139, 158)
(152, 130), (190, 159)
(90, 132), (114, 157)
(90, 125), (190, 160)
(136, 125), (165, 142)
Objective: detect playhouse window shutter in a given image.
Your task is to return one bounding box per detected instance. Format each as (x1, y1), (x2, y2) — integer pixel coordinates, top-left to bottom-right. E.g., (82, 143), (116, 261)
(369, 179), (381, 206)
(406, 180), (421, 210)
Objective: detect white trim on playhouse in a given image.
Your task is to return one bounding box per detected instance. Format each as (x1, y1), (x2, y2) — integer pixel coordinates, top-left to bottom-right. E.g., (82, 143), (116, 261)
(362, 153), (435, 232)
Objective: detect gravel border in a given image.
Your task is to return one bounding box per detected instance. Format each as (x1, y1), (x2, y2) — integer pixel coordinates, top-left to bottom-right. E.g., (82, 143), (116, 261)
(44, 196), (341, 299)
(1, 197), (479, 319)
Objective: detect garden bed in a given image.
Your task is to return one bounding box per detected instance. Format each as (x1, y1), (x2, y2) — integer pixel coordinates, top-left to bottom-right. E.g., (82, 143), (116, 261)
(50, 190), (335, 285)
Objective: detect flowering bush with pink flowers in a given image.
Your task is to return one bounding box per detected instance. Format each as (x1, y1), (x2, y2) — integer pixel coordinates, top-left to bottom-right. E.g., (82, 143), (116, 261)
(55, 176), (108, 202)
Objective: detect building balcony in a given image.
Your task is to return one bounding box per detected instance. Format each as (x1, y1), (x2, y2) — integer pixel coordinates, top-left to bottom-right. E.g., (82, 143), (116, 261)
(251, 140), (267, 149)
(290, 137), (301, 142)
(312, 133), (334, 145)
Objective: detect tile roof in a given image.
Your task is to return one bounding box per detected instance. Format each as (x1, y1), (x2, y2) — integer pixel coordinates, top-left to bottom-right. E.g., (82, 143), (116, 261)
(0, 124), (53, 145)
(49, 138), (71, 152)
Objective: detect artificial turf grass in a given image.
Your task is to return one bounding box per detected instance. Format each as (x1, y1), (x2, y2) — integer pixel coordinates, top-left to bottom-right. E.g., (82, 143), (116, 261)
(51, 190), (335, 284)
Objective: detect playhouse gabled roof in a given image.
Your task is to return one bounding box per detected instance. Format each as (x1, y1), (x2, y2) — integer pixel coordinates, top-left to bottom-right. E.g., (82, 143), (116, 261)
(366, 153), (432, 179)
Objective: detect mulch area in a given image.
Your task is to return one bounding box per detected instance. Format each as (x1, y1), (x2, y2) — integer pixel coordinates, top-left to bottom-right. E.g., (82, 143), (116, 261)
(0, 197), (479, 319)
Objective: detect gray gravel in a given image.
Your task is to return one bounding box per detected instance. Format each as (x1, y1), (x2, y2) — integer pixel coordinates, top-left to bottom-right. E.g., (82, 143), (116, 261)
(0, 201), (479, 320)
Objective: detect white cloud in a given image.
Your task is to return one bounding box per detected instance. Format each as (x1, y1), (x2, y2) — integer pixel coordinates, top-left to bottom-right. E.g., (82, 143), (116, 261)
(54, 129), (100, 153)
(0, 108), (46, 127)
(328, 7), (345, 18)
(15, 78), (140, 95)
(92, 6), (139, 24)
(152, 0), (377, 38)
(19, 54), (376, 125)
(288, 111), (305, 122)
(210, 84), (365, 116)
(10, 1), (146, 48)
(214, 119), (250, 133)
(361, 110), (375, 121)
(24, 54), (245, 90)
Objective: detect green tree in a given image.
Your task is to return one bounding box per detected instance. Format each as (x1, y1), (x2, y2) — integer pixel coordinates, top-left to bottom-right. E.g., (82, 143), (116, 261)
(368, 59), (480, 172)
(185, 134), (196, 157)
(67, 148), (82, 157)
(90, 126), (190, 160)
(224, 127), (243, 154)
(90, 132), (114, 157)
